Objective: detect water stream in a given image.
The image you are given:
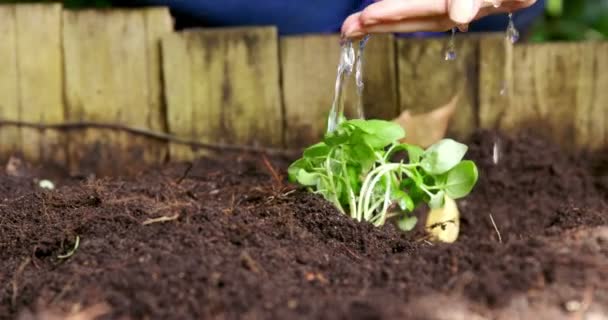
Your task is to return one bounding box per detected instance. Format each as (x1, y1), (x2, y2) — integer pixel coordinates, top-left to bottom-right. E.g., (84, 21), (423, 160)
(493, 13), (519, 164)
(327, 35), (370, 133)
(327, 39), (356, 133)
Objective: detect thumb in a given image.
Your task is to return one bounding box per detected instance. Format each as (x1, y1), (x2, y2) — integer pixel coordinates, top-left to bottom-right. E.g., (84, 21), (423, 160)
(449, 0), (483, 24)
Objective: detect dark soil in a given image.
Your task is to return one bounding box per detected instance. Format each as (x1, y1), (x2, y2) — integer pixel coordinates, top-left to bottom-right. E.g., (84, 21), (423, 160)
(1, 130), (607, 320)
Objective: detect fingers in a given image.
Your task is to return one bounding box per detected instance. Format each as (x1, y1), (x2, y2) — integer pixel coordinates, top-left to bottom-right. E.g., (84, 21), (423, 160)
(449, 0), (484, 24)
(359, 0), (447, 25)
(364, 16), (453, 34)
(342, 0), (538, 38)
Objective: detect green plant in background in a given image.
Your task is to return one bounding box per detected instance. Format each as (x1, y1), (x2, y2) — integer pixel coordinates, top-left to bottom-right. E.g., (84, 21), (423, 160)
(530, 0), (608, 41)
(288, 119), (478, 231)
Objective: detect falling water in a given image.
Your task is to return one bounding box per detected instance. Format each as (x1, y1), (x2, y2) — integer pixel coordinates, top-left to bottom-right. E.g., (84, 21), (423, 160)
(444, 28), (457, 61)
(355, 35), (371, 119)
(327, 39), (356, 133)
(494, 13), (519, 165)
(499, 13), (519, 96)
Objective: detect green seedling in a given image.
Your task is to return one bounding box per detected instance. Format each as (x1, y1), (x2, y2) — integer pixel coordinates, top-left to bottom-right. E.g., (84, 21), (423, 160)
(288, 119), (478, 231)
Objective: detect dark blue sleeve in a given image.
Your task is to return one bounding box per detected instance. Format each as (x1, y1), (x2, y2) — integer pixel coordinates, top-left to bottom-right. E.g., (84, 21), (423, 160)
(114, 0), (544, 36)
(119, 0), (364, 35)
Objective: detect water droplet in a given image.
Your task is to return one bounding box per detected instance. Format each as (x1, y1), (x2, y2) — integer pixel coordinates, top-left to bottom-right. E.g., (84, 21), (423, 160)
(506, 13), (519, 44)
(492, 139), (501, 164)
(499, 81), (508, 96)
(444, 28), (457, 61)
(444, 50), (457, 61)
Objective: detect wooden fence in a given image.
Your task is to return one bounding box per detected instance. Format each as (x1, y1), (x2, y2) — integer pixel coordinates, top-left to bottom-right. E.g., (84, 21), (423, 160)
(0, 4), (606, 175)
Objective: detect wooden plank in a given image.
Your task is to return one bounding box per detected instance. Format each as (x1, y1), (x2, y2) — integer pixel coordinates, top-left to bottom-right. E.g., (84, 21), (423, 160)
(163, 27), (283, 161)
(0, 5), (20, 160)
(480, 38), (601, 149)
(281, 35), (338, 147)
(478, 35), (509, 130)
(142, 8), (173, 161)
(15, 4), (64, 165)
(63, 9), (172, 175)
(161, 32), (194, 161)
(397, 34), (481, 140)
(361, 34), (399, 121)
(575, 42), (608, 150)
(281, 34), (397, 147)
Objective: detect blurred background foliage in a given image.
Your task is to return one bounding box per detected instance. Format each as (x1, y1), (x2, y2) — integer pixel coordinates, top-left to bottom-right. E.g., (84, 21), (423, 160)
(0, 0), (606, 42)
(529, 0), (608, 41)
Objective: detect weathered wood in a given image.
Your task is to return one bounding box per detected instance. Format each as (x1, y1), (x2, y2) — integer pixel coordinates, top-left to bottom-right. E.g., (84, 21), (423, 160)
(143, 8), (172, 135)
(478, 35), (509, 131)
(361, 34), (399, 121)
(281, 34), (398, 147)
(480, 37), (606, 150)
(281, 35), (342, 147)
(397, 34), (481, 140)
(63, 8), (172, 175)
(575, 42), (608, 150)
(0, 5), (20, 160)
(162, 27), (283, 161)
(15, 4), (64, 165)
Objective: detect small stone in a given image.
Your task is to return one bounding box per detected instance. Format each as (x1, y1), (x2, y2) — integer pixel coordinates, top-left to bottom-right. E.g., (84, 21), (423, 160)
(564, 300), (582, 312)
(38, 179), (55, 190)
(287, 299), (298, 309)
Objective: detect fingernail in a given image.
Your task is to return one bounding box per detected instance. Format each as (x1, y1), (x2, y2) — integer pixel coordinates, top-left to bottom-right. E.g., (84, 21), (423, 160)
(457, 23), (469, 32)
(344, 25), (364, 38)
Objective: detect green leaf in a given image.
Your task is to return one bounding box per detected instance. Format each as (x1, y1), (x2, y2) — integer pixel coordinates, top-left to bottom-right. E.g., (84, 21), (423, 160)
(324, 125), (353, 146)
(295, 169), (320, 186)
(444, 160), (478, 199)
(405, 145), (424, 163)
(392, 189), (414, 212)
(429, 191), (445, 209)
(348, 119), (405, 148)
(397, 215), (418, 231)
(348, 143), (376, 172)
(421, 139), (468, 175)
(303, 142), (330, 158)
(288, 158), (309, 182)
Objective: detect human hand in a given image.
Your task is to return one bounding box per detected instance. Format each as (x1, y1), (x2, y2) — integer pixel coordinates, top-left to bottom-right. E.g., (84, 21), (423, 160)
(342, 0), (537, 38)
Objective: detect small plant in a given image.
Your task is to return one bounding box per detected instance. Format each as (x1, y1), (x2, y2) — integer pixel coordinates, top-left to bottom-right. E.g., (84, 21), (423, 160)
(288, 119), (478, 231)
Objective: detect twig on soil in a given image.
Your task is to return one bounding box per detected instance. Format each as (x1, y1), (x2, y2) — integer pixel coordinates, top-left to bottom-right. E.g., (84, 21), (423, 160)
(489, 213), (502, 243)
(142, 213), (180, 225)
(11, 257), (31, 307)
(0, 119), (300, 156)
(262, 155), (283, 188)
(176, 162), (193, 185)
(341, 244), (363, 261)
(240, 251), (264, 274)
(58, 235), (80, 259)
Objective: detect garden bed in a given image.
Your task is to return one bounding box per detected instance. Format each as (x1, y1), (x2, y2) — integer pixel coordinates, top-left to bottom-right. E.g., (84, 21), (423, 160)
(1, 129), (607, 320)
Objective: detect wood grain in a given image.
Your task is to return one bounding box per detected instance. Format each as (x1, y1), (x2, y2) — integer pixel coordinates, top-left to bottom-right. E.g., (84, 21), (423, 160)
(63, 8), (172, 175)
(480, 37), (606, 150)
(162, 27), (283, 161)
(15, 4), (64, 164)
(397, 34), (482, 141)
(360, 34), (399, 121)
(0, 5), (20, 160)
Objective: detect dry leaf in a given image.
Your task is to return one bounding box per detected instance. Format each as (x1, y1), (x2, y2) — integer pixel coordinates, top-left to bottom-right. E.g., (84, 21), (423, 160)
(393, 93), (459, 148)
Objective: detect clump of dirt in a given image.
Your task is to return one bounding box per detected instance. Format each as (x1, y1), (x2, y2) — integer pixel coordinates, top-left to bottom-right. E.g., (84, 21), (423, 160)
(0, 129), (606, 320)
